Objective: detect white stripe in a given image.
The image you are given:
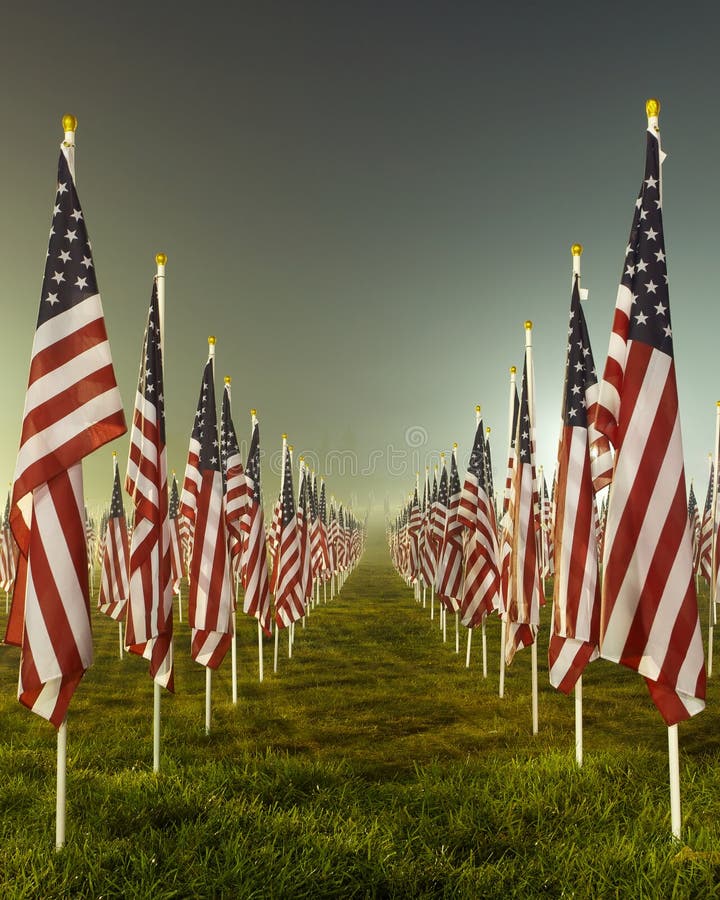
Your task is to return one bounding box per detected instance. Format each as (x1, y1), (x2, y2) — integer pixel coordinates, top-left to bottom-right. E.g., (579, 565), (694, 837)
(31, 293), (103, 354)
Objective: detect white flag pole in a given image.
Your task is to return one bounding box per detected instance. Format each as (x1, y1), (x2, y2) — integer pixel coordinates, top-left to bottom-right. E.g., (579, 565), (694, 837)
(154, 250), (168, 772)
(499, 365), (517, 699)
(225, 377), (239, 706)
(204, 336), (217, 731)
(251, 409), (264, 683)
(709, 402), (720, 678)
(56, 715), (68, 850)
(668, 723), (682, 840)
(526, 321), (539, 736)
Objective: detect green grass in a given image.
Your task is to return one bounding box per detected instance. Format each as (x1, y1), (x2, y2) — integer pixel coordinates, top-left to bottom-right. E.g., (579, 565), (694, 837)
(2, 536), (720, 897)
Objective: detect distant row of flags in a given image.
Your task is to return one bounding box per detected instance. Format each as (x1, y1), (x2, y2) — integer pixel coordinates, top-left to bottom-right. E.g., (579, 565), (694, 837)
(389, 101), (708, 737)
(1, 116), (365, 736)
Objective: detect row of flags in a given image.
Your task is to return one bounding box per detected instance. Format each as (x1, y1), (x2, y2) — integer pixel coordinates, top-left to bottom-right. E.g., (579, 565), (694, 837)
(2, 117), (364, 731)
(390, 100), (707, 729)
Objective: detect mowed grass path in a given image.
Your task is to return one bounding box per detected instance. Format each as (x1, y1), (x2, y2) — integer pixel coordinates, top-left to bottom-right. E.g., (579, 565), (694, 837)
(2, 536), (720, 897)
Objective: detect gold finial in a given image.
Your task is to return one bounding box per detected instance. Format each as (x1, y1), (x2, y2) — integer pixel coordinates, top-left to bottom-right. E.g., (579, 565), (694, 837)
(486, 426), (491, 434)
(288, 444), (294, 452)
(155, 252), (167, 266)
(299, 455), (304, 462)
(510, 366), (516, 374)
(282, 433), (287, 440)
(208, 335), (216, 345)
(525, 320), (533, 330)
(571, 243), (583, 257)
(224, 375), (231, 384)
(112, 450), (117, 458)
(440, 452), (445, 459)
(716, 400), (720, 408)
(250, 408), (257, 416)
(453, 442), (458, 450)
(475, 404), (481, 413)
(62, 114), (77, 133)
(646, 98), (660, 118)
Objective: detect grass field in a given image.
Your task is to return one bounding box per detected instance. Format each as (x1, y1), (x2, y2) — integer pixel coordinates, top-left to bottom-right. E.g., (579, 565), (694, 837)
(2, 535), (720, 898)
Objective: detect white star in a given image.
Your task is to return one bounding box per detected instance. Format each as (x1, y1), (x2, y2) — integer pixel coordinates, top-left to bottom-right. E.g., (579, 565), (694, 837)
(53, 203), (61, 217)
(44, 292), (60, 305)
(654, 301), (667, 316)
(639, 208), (648, 220)
(645, 175), (658, 189)
(80, 255), (93, 269)
(568, 407), (577, 419)
(644, 227), (658, 241)
(65, 229), (78, 242)
(70, 208), (83, 222)
(635, 311), (648, 325)
(75, 276), (88, 289)
(51, 270), (65, 284)
(645, 280), (658, 294)
(575, 361), (583, 372)
(57, 182), (68, 195)
(635, 259), (648, 273)
(58, 249), (71, 263)
(664, 325), (672, 338)
(655, 249), (666, 263)
(625, 264), (635, 277)
(571, 384), (581, 396)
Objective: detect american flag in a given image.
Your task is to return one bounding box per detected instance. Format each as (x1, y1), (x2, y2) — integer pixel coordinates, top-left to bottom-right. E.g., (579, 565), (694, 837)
(502, 358), (542, 665)
(168, 473), (186, 594)
(407, 487), (422, 583)
(317, 479), (331, 577)
(125, 280), (173, 690)
(498, 381), (520, 617)
(0, 493), (16, 594)
(431, 458), (448, 546)
(181, 349), (234, 669)
(220, 379), (249, 580)
(419, 469), (436, 589)
(435, 447), (464, 611)
(273, 441), (305, 627)
(5, 128), (126, 725)
(698, 462), (714, 583)
(240, 415), (271, 635)
(687, 481), (700, 576)
(539, 474), (554, 578)
(98, 455), (130, 621)
(595, 104), (705, 725)
(296, 462), (313, 603)
(458, 417), (500, 627)
(548, 275), (601, 693)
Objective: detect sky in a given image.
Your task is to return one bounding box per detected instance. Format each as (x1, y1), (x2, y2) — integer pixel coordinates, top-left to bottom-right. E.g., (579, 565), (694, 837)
(1, 2), (719, 523)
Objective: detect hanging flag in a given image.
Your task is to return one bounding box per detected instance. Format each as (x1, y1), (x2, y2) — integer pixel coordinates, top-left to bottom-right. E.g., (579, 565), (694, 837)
(502, 357), (542, 664)
(687, 481), (700, 576)
(98, 454), (130, 621)
(436, 446), (464, 611)
(5, 118), (126, 725)
(274, 440), (305, 627)
(125, 277), (174, 690)
(458, 415), (500, 627)
(220, 378), (249, 580)
(168, 473), (186, 593)
(548, 268), (601, 693)
(595, 100), (705, 725)
(240, 413), (272, 635)
(180, 342), (234, 669)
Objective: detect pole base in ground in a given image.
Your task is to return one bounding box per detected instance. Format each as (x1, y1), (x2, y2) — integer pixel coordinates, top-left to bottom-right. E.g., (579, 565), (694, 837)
(56, 718), (68, 850)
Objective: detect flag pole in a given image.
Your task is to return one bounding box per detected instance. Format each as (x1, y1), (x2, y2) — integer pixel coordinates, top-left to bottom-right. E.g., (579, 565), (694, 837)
(112, 451), (124, 660)
(526, 321), (539, 736)
(668, 723), (681, 840)
(499, 365), (517, 698)
(225, 377), (239, 705)
(205, 335), (217, 734)
(154, 253), (167, 770)
(56, 715), (68, 850)
(709, 401), (720, 678)
(251, 409), (265, 683)
(274, 435), (288, 673)
(573, 242), (585, 763)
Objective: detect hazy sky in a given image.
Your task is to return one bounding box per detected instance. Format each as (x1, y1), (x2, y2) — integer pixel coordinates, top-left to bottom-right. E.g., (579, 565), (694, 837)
(2, 2), (719, 520)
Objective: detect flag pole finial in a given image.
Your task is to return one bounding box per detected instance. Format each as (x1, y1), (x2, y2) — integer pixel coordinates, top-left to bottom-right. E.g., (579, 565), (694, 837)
(510, 366), (516, 374)
(155, 252), (167, 267)
(250, 408), (257, 416)
(486, 426), (491, 434)
(208, 336), (216, 346)
(571, 243), (583, 257)
(452, 442), (458, 450)
(282, 433), (287, 440)
(646, 98), (660, 118)
(525, 320), (533, 330)
(224, 375), (231, 384)
(62, 114), (77, 133)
